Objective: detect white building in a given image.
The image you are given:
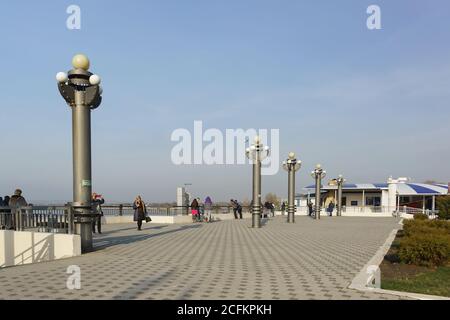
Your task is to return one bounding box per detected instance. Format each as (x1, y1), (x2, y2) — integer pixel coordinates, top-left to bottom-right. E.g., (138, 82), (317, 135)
(296, 177), (448, 217)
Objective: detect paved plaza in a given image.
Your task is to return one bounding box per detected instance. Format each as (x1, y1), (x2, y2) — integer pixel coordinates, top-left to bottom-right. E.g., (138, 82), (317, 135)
(0, 216), (408, 300)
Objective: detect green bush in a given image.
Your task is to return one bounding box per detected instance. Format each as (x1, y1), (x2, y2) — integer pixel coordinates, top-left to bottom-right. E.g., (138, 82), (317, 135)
(403, 219), (450, 236)
(398, 233), (450, 267)
(428, 220), (450, 234)
(414, 213), (429, 220)
(437, 195), (450, 220)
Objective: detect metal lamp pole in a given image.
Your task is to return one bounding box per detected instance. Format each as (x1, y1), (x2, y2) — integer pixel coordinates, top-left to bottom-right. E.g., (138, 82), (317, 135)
(282, 152), (301, 223)
(336, 175), (345, 217)
(246, 136), (270, 228)
(311, 164), (326, 220)
(57, 54), (102, 253)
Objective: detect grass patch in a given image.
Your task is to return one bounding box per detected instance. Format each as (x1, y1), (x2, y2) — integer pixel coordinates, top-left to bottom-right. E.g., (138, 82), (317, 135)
(380, 219), (450, 298)
(382, 266), (450, 297)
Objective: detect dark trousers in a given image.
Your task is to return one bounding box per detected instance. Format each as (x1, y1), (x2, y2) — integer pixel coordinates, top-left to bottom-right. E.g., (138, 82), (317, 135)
(233, 209), (238, 219)
(92, 216), (102, 233)
(238, 208), (243, 219)
(137, 219), (143, 230)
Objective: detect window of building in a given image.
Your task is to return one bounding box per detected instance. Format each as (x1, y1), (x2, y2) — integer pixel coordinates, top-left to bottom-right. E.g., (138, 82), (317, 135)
(341, 197), (347, 206)
(351, 201), (358, 206)
(366, 197), (381, 206)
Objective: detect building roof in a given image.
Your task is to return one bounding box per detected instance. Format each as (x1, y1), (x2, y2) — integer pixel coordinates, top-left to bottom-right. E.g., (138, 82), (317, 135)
(303, 183), (448, 196)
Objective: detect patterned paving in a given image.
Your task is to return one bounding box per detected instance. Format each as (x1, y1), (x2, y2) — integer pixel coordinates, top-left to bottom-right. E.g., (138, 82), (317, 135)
(0, 216), (406, 300)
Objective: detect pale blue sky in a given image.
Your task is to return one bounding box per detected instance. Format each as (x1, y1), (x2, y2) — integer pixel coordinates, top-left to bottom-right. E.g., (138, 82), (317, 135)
(0, 1), (449, 203)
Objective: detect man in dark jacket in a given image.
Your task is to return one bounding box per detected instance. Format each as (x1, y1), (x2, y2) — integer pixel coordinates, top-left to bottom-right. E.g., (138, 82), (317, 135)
(235, 200), (243, 219)
(92, 193), (105, 234)
(307, 201), (313, 217)
(230, 199), (238, 219)
(328, 202), (335, 217)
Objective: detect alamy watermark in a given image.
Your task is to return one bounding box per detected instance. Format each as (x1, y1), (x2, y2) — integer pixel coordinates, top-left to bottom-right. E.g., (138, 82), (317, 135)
(66, 5), (81, 30)
(170, 121), (280, 175)
(66, 265), (81, 290)
(367, 5), (381, 30)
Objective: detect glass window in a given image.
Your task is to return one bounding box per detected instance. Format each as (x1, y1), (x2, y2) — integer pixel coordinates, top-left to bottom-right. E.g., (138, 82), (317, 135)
(351, 201), (358, 206)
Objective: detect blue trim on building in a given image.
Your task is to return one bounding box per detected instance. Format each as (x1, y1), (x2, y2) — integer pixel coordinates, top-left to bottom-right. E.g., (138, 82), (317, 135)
(406, 184), (441, 195)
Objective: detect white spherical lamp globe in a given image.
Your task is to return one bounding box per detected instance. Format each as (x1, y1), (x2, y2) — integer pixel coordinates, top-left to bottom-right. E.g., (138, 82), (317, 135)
(316, 164), (321, 169)
(72, 54), (90, 70)
(288, 152), (295, 160)
(89, 74), (101, 86)
(56, 72), (68, 83)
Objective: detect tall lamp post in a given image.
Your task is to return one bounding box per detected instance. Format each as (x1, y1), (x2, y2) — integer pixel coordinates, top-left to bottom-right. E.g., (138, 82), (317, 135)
(282, 152), (301, 223)
(57, 54), (102, 253)
(336, 174), (345, 217)
(311, 164), (326, 220)
(246, 136), (270, 228)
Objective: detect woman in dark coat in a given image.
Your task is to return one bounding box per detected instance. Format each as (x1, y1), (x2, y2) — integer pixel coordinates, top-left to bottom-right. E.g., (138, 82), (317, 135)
(133, 195), (147, 231)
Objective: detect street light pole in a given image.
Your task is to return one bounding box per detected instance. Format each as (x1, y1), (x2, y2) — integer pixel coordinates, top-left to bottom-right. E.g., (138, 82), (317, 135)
(282, 152), (302, 223)
(311, 164), (326, 220)
(57, 54), (102, 253)
(246, 136), (270, 228)
(336, 175), (345, 217)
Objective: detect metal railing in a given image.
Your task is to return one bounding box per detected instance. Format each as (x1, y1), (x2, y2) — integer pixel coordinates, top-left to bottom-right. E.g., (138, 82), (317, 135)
(0, 206), (74, 234)
(397, 206), (439, 219)
(101, 205), (252, 216)
(0, 204), (257, 233)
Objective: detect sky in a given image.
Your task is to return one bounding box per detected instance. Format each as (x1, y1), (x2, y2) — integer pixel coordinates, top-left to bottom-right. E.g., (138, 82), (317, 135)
(0, 0), (449, 203)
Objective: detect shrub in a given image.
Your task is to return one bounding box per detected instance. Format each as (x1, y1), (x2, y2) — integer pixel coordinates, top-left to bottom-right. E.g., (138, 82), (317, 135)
(403, 219), (450, 237)
(398, 233), (450, 267)
(429, 220), (450, 233)
(414, 213), (429, 220)
(437, 195), (450, 220)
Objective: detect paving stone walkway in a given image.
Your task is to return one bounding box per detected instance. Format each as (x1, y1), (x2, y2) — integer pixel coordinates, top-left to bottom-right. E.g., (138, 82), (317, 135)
(0, 216), (407, 300)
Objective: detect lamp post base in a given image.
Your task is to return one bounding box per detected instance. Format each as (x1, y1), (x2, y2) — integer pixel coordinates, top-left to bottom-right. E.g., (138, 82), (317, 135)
(287, 206), (295, 223)
(76, 222), (93, 253)
(252, 211), (261, 228)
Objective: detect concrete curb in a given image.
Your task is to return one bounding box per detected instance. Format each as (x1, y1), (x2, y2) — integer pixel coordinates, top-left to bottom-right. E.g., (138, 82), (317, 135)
(348, 219), (450, 300)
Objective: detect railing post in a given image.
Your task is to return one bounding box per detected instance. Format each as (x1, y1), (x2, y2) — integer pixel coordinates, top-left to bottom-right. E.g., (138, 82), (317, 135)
(16, 208), (23, 231)
(67, 204), (74, 234)
(119, 204), (123, 216)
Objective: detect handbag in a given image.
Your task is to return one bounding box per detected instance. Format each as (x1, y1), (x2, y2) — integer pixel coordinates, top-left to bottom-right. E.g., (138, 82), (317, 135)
(145, 216), (152, 223)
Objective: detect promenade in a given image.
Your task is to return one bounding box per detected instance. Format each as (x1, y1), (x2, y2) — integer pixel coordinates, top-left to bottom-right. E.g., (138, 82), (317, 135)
(0, 216), (407, 300)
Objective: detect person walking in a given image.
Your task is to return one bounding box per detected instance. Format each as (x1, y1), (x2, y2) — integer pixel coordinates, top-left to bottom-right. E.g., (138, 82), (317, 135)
(327, 201), (335, 217)
(197, 197), (204, 221)
(204, 196), (213, 222)
(307, 201), (313, 217)
(191, 198), (199, 222)
(235, 200), (243, 219)
(281, 202), (286, 215)
(92, 193), (105, 234)
(133, 196), (147, 231)
(230, 199), (238, 219)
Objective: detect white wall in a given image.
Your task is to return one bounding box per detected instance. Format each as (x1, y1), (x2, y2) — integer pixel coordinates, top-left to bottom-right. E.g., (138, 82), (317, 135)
(0, 230), (81, 268)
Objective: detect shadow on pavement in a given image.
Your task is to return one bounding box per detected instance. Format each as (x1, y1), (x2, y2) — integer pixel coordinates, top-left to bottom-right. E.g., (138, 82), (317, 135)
(93, 224), (202, 251)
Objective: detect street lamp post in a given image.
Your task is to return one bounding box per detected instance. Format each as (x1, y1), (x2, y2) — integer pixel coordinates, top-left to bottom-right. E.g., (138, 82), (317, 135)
(311, 164), (326, 220)
(57, 54), (102, 253)
(282, 152), (301, 223)
(246, 136), (270, 228)
(336, 175), (345, 217)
